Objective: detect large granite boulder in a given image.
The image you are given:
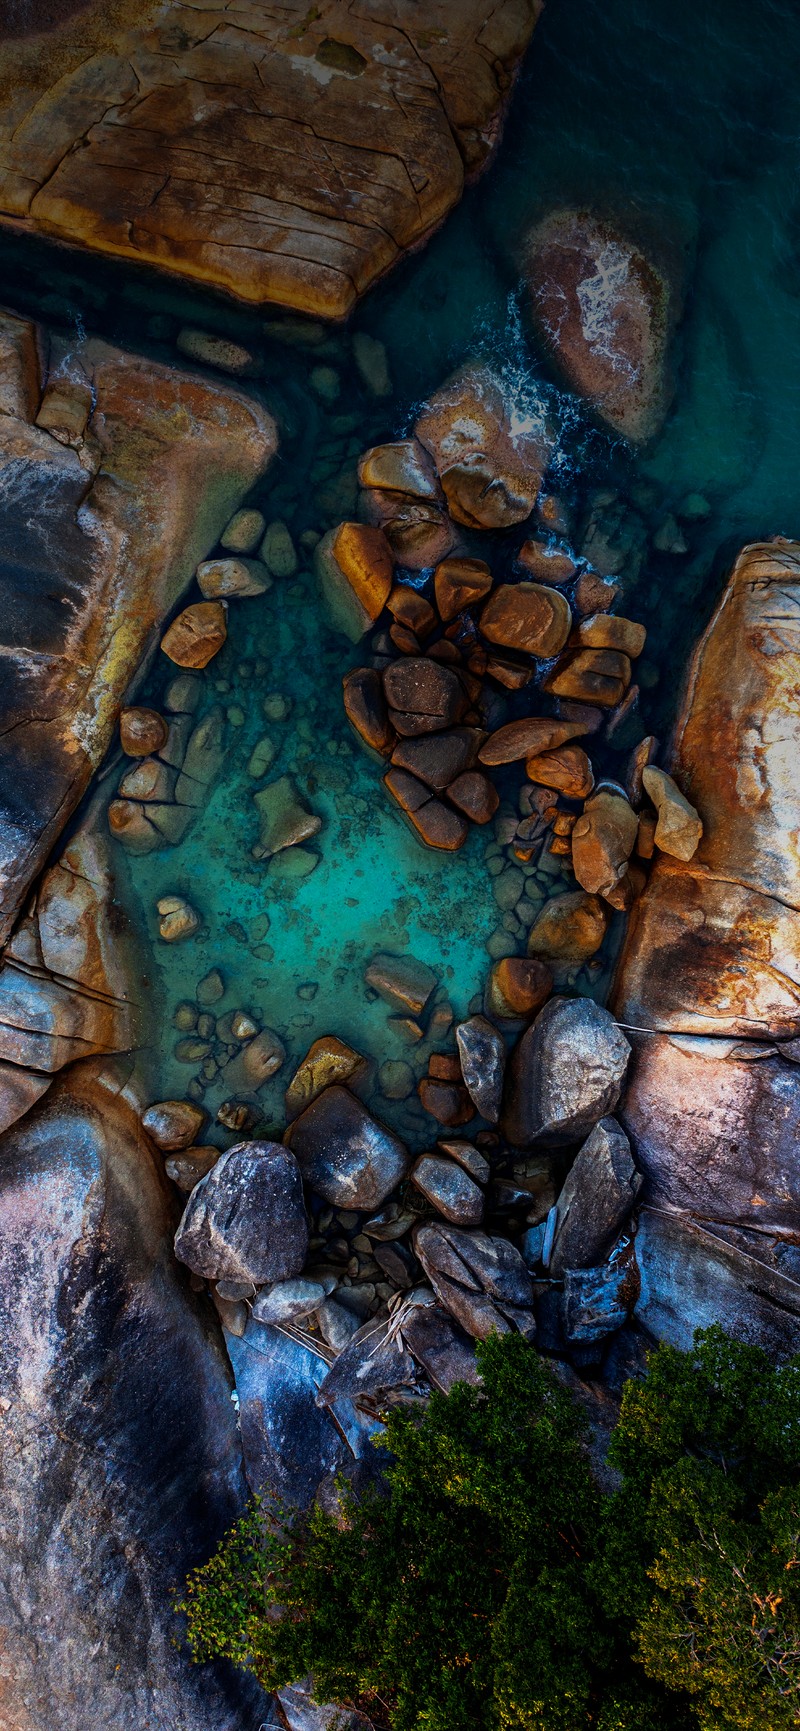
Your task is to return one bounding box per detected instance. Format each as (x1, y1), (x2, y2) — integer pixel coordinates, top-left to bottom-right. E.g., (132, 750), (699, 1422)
(503, 996), (631, 1148)
(0, 1059), (267, 1730)
(285, 1085), (408, 1209)
(174, 1140), (309, 1284)
(0, 1), (542, 316)
(0, 310), (274, 946)
(413, 1222), (535, 1340)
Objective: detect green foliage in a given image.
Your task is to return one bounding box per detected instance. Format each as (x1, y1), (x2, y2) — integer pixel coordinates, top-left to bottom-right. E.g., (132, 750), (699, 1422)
(179, 1327), (800, 1731)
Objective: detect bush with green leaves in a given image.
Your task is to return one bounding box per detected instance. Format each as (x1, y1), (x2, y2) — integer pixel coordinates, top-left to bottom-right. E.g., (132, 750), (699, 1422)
(179, 1327), (800, 1730)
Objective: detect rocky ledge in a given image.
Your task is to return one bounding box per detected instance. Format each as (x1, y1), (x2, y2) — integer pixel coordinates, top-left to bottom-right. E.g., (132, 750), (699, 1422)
(0, 0), (542, 316)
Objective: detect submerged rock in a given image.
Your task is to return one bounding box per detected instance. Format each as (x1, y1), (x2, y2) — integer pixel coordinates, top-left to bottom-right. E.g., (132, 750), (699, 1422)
(365, 952), (438, 1017)
(503, 997), (631, 1148)
(285, 1036), (368, 1120)
(174, 1140), (308, 1285)
(527, 890), (609, 972)
(196, 556), (271, 599)
(254, 775), (321, 857)
(286, 1085), (408, 1209)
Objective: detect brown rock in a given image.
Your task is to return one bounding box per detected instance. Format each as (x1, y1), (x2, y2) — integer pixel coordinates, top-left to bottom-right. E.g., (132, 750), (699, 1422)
(387, 585), (437, 637)
(391, 727), (482, 791)
(479, 582), (572, 658)
(527, 889), (609, 969)
(544, 648), (631, 707)
(487, 956), (553, 1019)
(642, 765), (703, 860)
(285, 1036), (368, 1121)
(373, 498), (456, 571)
(118, 758), (176, 804)
(575, 613), (647, 657)
(195, 556), (270, 599)
(526, 210), (675, 442)
(142, 1099), (206, 1152)
(573, 572), (619, 616)
(517, 539), (578, 584)
(358, 440), (440, 498)
(447, 770), (499, 824)
(416, 365), (552, 529)
(107, 800), (159, 855)
(384, 656), (466, 735)
(418, 1077), (474, 1126)
(315, 522), (393, 642)
(571, 790), (639, 901)
(364, 952), (437, 1017)
(384, 768), (469, 851)
(342, 666), (394, 756)
(164, 1146), (221, 1193)
(119, 707), (168, 757)
(525, 744), (595, 800)
(636, 810), (657, 859)
(434, 556), (493, 622)
(161, 602), (227, 669)
(479, 716), (587, 766)
(625, 734), (659, 807)
(389, 622), (421, 655)
(485, 657), (534, 690)
(429, 1054), (463, 1082)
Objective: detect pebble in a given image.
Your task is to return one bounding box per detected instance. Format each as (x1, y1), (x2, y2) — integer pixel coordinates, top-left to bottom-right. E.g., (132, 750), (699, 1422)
(176, 328), (254, 374)
(310, 365), (341, 402)
(315, 1298), (360, 1351)
(378, 1059), (415, 1100)
(352, 331), (392, 397)
(220, 507), (266, 553)
(262, 692), (291, 721)
(493, 867), (525, 911)
(141, 1099), (205, 1151)
(260, 520), (298, 578)
(196, 969), (224, 1005)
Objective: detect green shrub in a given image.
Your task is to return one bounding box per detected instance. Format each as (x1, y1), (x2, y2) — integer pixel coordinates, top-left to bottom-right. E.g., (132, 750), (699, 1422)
(179, 1328), (800, 1730)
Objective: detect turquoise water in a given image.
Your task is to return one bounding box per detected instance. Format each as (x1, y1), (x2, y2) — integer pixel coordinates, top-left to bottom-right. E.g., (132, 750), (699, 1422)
(12, 0), (800, 1141)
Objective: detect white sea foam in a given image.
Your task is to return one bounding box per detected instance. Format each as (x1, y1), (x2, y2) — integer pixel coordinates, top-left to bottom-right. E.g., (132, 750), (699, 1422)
(576, 241), (640, 382)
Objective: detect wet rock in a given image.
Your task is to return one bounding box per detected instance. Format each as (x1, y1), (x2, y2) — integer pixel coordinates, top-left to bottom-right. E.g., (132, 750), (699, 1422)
(174, 1140), (308, 1284)
(225, 1028), (286, 1092)
(415, 365), (552, 529)
(157, 895), (199, 942)
(526, 210), (674, 442)
(383, 656), (466, 735)
(142, 1099), (205, 1151)
(447, 770), (499, 824)
(315, 522), (393, 642)
(285, 1036), (367, 1120)
(545, 648), (631, 708)
(571, 789), (638, 901)
(517, 539), (578, 584)
(456, 1016), (505, 1122)
(487, 956), (553, 1019)
(220, 506), (266, 554)
(503, 996), (631, 1147)
(368, 495), (456, 570)
(418, 1077), (474, 1125)
(161, 601), (227, 668)
(260, 520), (298, 578)
(378, 1059), (415, 1101)
(434, 555), (493, 621)
(402, 1301), (480, 1392)
(437, 1138), (491, 1183)
(254, 775), (321, 856)
(358, 438), (440, 498)
(252, 1278), (330, 1325)
(576, 613), (647, 657)
(411, 1154), (484, 1224)
(561, 1236), (639, 1345)
(525, 744), (594, 800)
(414, 1223), (535, 1339)
(527, 889), (609, 972)
(479, 716), (587, 765)
(384, 769), (469, 850)
(364, 952), (437, 1017)
(165, 673), (203, 713)
(196, 556), (271, 599)
(479, 582), (572, 658)
(626, 734), (659, 807)
(549, 1119), (641, 1275)
(164, 1146), (220, 1192)
(342, 666), (394, 757)
(641, 764), (703, 860)
(197, 969), (224, 1005)
(107, 801), (160, 854)
(573, 571), (620, 617)
(286, 1086), (408, 1210)
(391, 726), (482, 791)
(120, 706), (168, 757)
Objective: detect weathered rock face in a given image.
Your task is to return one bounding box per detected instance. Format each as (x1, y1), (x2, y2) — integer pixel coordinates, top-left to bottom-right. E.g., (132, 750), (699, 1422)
(0, 0), (543, 316)
(0, 309), (275, 946)
(614, 541), (800, 1343)
(0, 1059), (267, 1731)
(503, 996), (631, 1148)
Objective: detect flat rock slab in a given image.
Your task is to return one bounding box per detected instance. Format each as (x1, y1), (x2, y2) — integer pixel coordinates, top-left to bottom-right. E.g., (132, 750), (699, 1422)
(0, 1), (542, 315)
(0, 309), (274, 946)
(636, 1207), (800, 1358)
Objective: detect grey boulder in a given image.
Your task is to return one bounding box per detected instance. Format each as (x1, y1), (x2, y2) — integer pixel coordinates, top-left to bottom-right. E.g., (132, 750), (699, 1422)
(251, 1276), (332, 1325)
(560, 1235), (640, 1344)
(402, 1300), (480, 1392)
(411, 1153), (484, 1225)
(316, 1312), (420, 1406)
(503, 996), (631, 1147)
(413, 1222), (535, 1340)
(174, 1139), (308, 1283)
(285, 1085), (408, 1208)
(455, 1015), (506, 1122)
(549, 1118), (642, 1275)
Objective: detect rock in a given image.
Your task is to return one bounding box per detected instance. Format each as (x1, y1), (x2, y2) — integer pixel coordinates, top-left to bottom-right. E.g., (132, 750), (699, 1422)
(544, 648), (631, 707)
(479, 716), (587, 766)
(636, 1207), (800, 1357)
(549, 1119), (641, 1275)
(316, 1299), (361, 1353)
(447, 770), (499, 824)
(487, 956), (553, 1019)
(384, 768), (470, 851)
(353, 331), (392, 398)
(479, 582), (572, 658)
(653, 513), (688, 555)
(359, 439), (440, 498)
(161, 601), (227, 667)
(254, 775), (321, 856)
(366, 494), (456, 570)
(118, 757), (177, 803)
(402, 1302), (480, 1392)
(252, 1278), (330, 1325)
(525, 744), (594, 800)
(0, 314), (274, 947)
(455, 1016), (505, 1122)
(174, 1140), (308, 1284)
(434, 556), (493, 621)
(316, 1313), (420, 1407)
(157, 895), (199, 943)
(225, 1029), (286, 1092)
(197, 969), (225, 1006)
(437, 1138), (491, 1183)
(525, 210), (674, 442)
(285, 1086), (408, 1209)
(164, 1146), (221, 1192)
(413, 1223), (535, 1339)
(285, 1036), (367, 1120)
(120, 707), (169, 757)
(503, 996), (631, 1147)
(196, 557), (271, 599)
(576, 613), (647, 657)
(571, 789), (638, 901)
(415, 365), (552, 529)
(411, 1154), (485, 1224)
(527, 890), (609, 971)
(378, 1060), (415, 1101)
(365, 952), (437, 1017)
(164, 673), (203, 713)
(177, 328), (254, 373)
(315, 523), (393, 642)
(343, 666), (395, 757)
(175, 708), (227, 805)
(277, 1682), (374, 1731)
(260, 520), (298, 578)
(107, 800), (160, 854)
(626, 734), (659, 807)
(387, 584), (438, 637)
(391, 726), (482, 790)
(418, 1077), (474, 1126)
(247, 736), (277, 779)
(561, 1235), (640, 1345)
(220, 506), (266, 554)
(517, 539), (578, 584)
(383, 656), (467, 735)
(0, 1062), (265, 1729)
(142, 1099), (205, 1151)
(641, 765), (703, 860)
(573, 572), (619, 617)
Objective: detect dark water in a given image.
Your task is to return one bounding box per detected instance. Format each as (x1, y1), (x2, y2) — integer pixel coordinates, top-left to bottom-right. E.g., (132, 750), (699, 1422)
(8, 0), (800, 1140)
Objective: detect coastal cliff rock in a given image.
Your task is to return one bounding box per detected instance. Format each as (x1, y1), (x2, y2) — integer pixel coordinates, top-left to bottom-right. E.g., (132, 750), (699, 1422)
(0, 308), (275, 946)
(0, 0), (543, 317)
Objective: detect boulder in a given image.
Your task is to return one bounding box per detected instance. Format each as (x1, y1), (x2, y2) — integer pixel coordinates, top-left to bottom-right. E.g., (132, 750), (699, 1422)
(384, 767), (470, 851)
(527, 890), (609, 972)
(479, 716), (587, 765)
(160, 601), (227, 667)
(571, 789), (638, 901)
(560, 1235), (640, 1345)
(164, 1146), (220, 1192)
(383, 657), (466, 735)
(285, 1036), (368, 1120)
(641, 765), (703, 860)
(364, 952), (437, 1017)
(387, 584), (438, 637)
(120, 707), (169, 757)
(544, 648), (631, 708)
(447, 769), (499, 824)
(434, 556), (493, 621)
(358, 439), (440, 498)
(316, 1313), (420, 1407)
(487, 956), (553, 1019)
(402, 1301), (480, 1392)
(503, 996), (631, 1147)
(576, 613), (647, 657)
(636, 1208), (800, 1356)
(365, 494), (456, 570)
(549, 1118), (641, 1275)
(455, 1015), (505, 1122)
(285, 1085), (408, 1209)
(411, 1154), (485, 1225)
(195, 557), (271, 599)
(525, 210), (674, 442)
(252, 1278), (331, 1325)
(174, 1140), (308, 1284)
(391, 727), (482, 791)
(479, 582), (572, 658)
(525, 744), (594, 800)
(315, 523), (393, 642)
(415, 365), (552, 529)
(517, 539), (578, 584)
(223, 1028), (287, 1092)
(342, 666), (395, 757)
(414, 1222), (535, 1339)
(141, 1099), (205, 1151)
